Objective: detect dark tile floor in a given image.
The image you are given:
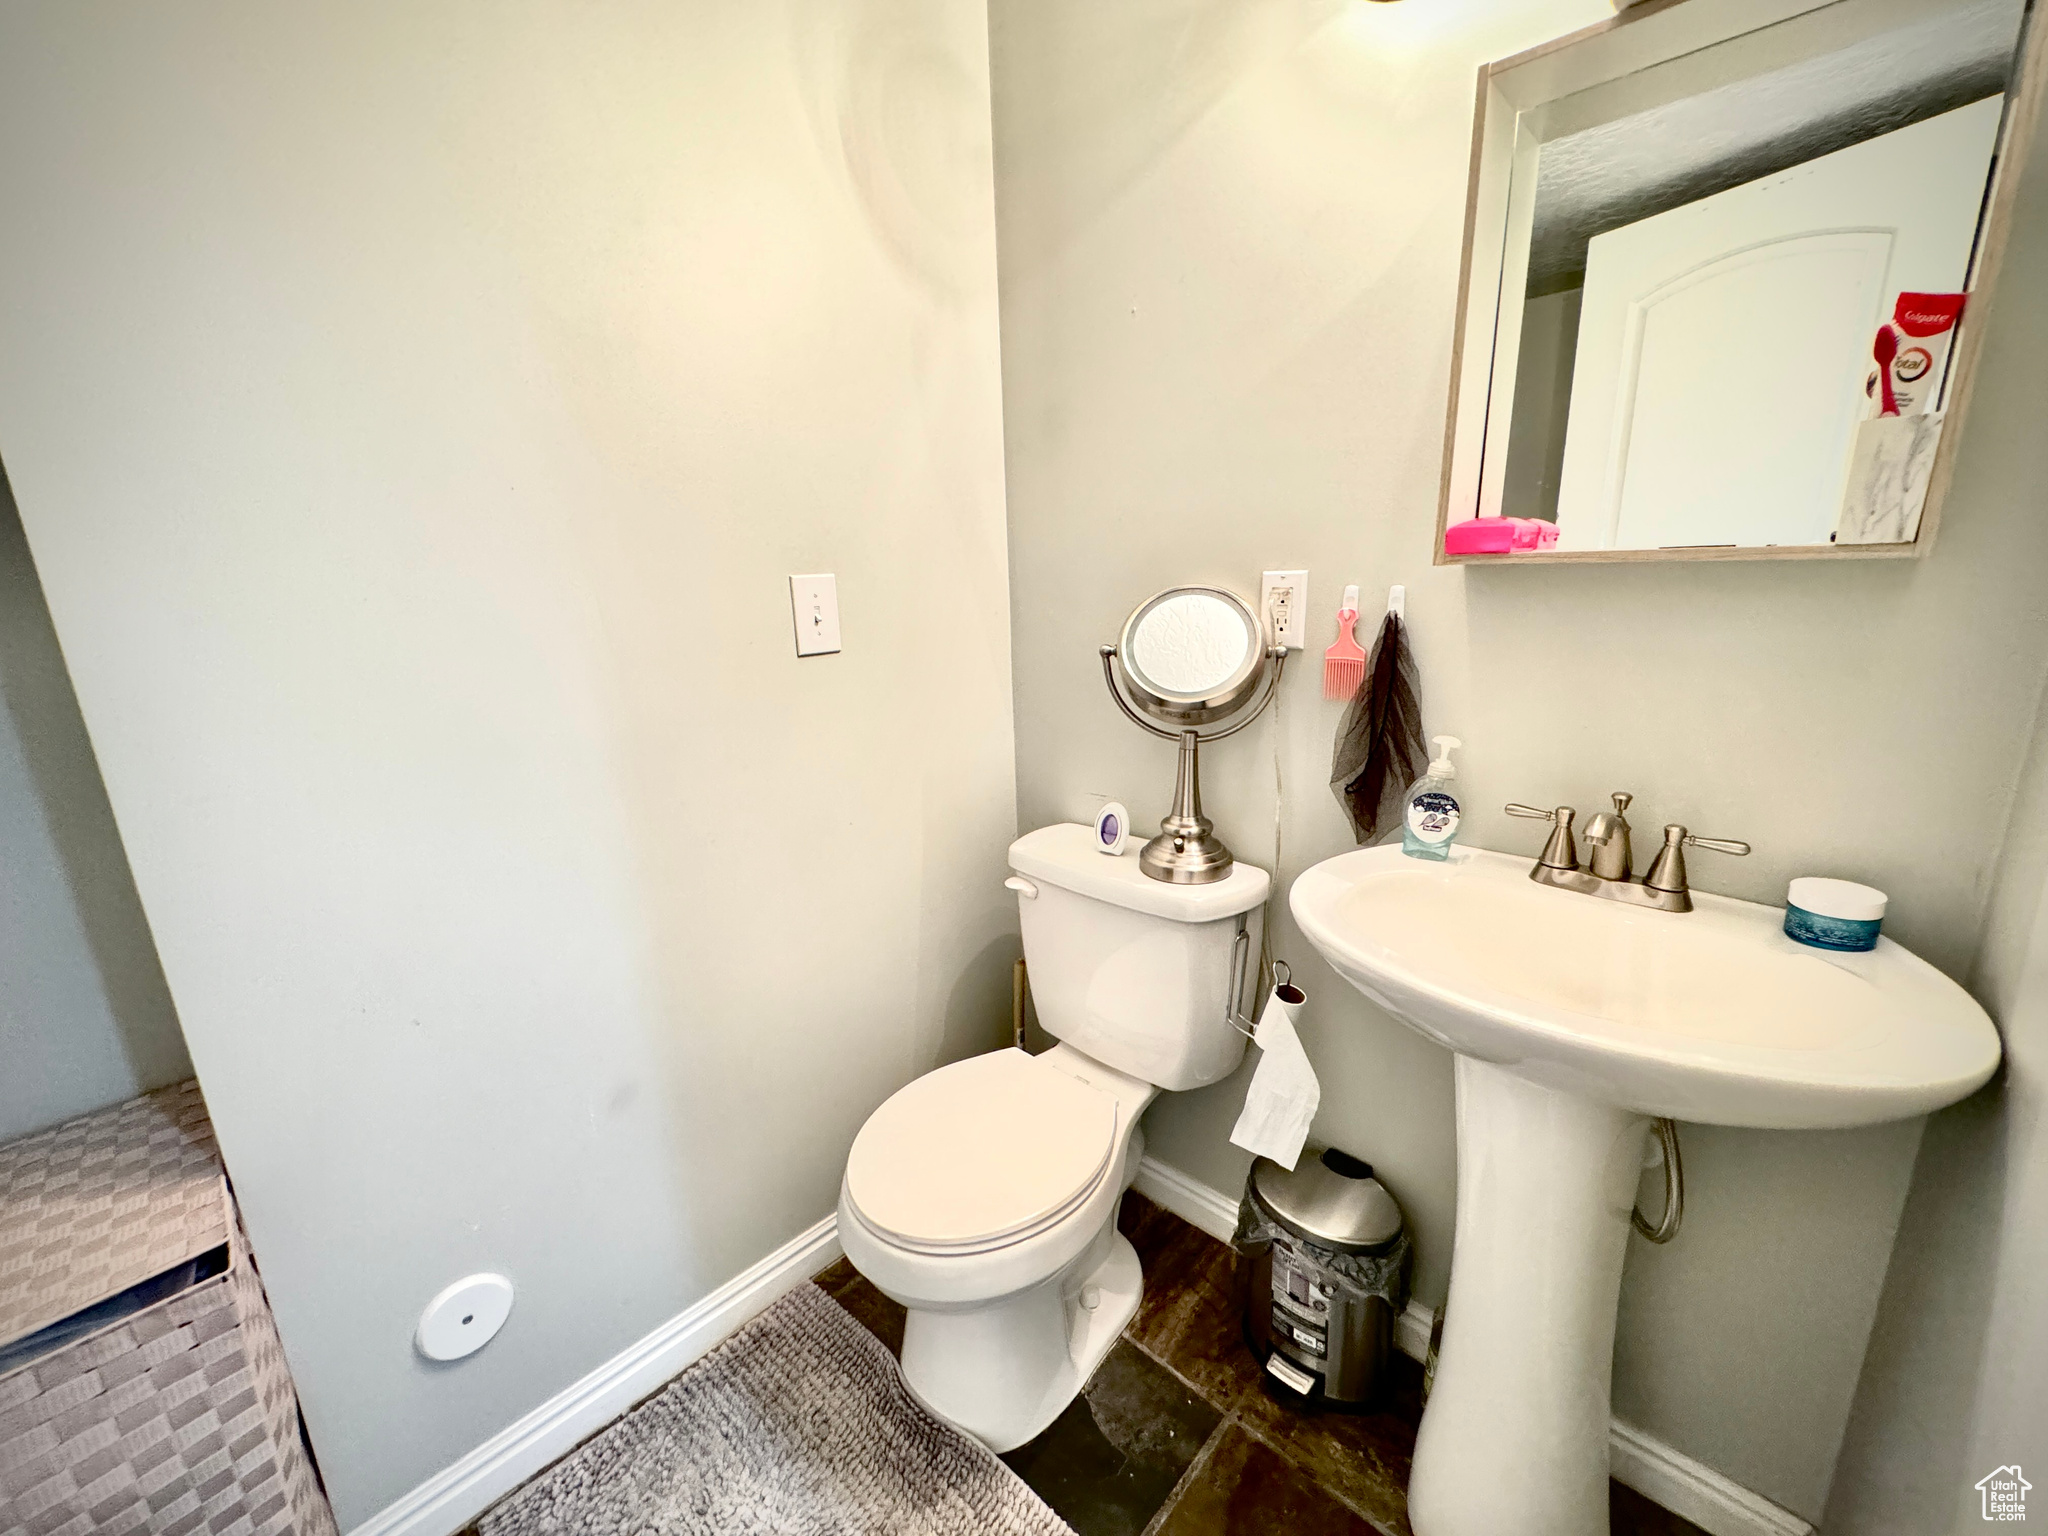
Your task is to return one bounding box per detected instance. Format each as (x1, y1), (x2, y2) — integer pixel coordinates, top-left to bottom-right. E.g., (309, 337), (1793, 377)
(1001, 1342), (1220, 1536)
(817, 1191), (1713, 1536)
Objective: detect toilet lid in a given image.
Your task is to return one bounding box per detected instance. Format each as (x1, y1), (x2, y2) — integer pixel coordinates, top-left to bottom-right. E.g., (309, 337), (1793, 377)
(845, 1050), (1120, 1253)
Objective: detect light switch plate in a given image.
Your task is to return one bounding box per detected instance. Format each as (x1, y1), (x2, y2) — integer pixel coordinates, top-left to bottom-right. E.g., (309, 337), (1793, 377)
(789, 574), (841, 656)
(1260, 569), (1309, 651)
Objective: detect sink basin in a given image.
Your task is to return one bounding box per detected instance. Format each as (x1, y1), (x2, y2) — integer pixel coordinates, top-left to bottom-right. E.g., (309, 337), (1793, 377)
(1289, 842), (2000, 1536)
(1291, 843), (2000, 1130)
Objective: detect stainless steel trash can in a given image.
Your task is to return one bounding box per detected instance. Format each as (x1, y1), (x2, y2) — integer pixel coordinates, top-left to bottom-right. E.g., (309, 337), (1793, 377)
(1240, 1147), (1407, 1408)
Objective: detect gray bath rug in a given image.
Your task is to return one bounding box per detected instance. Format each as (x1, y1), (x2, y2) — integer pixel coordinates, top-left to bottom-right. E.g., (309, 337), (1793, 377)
(479, 1281), (1074, 1536)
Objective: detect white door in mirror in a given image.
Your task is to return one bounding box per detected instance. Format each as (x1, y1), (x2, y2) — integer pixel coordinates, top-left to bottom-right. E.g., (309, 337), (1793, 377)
(1554, 97), (2000, 551)
(416, 1273), (515, 1361)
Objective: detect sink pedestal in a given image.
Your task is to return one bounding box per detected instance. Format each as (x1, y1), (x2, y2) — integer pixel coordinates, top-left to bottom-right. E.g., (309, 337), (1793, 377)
(1408, 1057), (1652, 1536)
(1291, 843), (2002, 1533)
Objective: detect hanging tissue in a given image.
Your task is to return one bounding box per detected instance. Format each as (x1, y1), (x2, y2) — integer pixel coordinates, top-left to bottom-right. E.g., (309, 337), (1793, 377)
(1229, 970), (1320, 1170)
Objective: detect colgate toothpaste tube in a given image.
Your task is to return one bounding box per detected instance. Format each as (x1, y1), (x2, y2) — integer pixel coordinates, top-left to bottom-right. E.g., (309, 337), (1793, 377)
(1866, 291), (1966, 416)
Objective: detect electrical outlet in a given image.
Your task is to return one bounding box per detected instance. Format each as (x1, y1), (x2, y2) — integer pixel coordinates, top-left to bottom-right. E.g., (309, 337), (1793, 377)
(1260, 570), (1309, 651)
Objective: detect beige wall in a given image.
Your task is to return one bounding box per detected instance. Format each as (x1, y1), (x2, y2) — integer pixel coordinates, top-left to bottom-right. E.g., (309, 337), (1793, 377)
(1826, 679), (2048, 1532)
(1827, 390), (2048, 1536)
(990, 0), (2048, 1518)
(0, 1), (1014, 1525)
(0, 471), (190, 1142)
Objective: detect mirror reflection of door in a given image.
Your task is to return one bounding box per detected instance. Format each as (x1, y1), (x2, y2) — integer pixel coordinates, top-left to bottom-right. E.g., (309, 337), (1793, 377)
(1552, 98), (2002, 551)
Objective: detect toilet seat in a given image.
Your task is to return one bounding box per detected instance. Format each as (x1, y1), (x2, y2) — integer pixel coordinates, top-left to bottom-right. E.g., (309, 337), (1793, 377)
(845, 1050), (1120, 1256)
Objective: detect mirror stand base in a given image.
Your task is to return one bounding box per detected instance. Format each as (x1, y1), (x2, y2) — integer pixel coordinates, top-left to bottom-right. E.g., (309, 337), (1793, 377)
(1139, 825), (1236, 884)
(1139, 730), (1236, 884)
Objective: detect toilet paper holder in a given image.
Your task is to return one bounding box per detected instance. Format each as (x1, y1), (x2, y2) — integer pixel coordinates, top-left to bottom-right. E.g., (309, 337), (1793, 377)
(1227, 923), (1306, 1040)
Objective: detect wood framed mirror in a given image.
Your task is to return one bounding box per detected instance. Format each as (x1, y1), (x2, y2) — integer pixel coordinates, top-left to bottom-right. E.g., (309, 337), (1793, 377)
(1434, 0), (2047, 565)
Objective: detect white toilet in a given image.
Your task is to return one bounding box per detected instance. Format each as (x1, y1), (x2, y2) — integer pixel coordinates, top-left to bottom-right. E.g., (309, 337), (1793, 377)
(837, 822), (1268, 1451)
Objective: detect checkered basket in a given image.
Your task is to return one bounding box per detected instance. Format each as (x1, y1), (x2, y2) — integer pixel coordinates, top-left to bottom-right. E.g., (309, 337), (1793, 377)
(0, 1086), (336, 1536)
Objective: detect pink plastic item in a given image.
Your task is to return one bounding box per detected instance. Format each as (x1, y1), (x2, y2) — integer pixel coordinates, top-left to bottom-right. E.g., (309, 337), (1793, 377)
(1322, 588), (1368, 702)
(1443, 517), (1559, 555)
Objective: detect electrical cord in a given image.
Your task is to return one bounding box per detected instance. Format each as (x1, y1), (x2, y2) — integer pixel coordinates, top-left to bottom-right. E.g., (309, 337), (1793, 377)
(1258, 595), (1287, 1001)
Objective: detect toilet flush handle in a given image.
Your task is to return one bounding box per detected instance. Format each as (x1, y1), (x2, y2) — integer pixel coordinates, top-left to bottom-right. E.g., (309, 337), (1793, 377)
(1004, 876), (1039, 900)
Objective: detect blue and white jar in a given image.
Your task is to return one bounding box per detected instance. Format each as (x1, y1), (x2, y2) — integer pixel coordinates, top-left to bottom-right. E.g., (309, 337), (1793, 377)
(1784, 878), (1887, 952)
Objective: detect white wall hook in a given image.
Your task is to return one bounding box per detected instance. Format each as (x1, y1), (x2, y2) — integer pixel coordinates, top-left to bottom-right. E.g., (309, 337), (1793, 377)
(1388, 585), (1406, 621)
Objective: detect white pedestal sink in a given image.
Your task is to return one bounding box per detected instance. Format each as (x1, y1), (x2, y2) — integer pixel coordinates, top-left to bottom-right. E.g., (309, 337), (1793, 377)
(1291, 844), (2000, 1536)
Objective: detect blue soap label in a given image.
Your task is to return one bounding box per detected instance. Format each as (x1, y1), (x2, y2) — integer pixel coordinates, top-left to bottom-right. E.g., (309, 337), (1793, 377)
(1406, 790), (1460, 846)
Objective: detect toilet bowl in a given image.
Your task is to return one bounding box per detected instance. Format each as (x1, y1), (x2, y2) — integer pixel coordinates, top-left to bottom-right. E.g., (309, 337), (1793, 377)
(837, 1045), (1156, 1451)
(838, 823), (1269, 1452)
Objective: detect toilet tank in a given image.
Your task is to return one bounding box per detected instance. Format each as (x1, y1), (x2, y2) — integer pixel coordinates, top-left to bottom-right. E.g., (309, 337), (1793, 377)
(1008, 824), (1270, 1091)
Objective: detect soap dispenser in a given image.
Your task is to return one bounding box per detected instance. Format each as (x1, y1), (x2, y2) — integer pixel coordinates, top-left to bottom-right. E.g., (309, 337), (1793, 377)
(1402, 736), (1463, 861)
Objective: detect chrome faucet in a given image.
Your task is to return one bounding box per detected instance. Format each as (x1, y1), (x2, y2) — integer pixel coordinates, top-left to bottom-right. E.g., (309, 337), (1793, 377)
(1581, 792), (1634, 882)
(1505, 794), (1749, 913)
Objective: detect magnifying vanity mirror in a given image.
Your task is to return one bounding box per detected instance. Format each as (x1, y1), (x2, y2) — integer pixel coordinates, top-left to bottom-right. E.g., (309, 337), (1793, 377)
(1436, 0), (2044, 563)
(1101, 587), (1284, 884)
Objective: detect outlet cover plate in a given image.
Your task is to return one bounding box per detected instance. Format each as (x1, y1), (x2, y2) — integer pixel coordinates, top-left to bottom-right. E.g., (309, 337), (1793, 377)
(1260, 570), (1309, 651)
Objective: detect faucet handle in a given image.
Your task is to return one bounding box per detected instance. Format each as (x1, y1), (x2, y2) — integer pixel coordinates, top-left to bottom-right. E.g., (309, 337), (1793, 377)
(1506, 803), (1578, 871)
(1644, 824), (1750, 896)
(1684, 833), (1751, 856)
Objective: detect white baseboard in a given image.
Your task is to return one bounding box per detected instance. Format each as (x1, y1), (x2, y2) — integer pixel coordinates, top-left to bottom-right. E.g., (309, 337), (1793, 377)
(350, 1160), (1813, 1536)
(1131, 1150), (1242, 1239)
(1132, 1155), (1812, 1536)
(1610, 1421), (1813, 1536)
(347, 1215), (842, 1536)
